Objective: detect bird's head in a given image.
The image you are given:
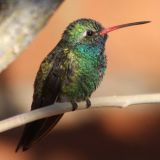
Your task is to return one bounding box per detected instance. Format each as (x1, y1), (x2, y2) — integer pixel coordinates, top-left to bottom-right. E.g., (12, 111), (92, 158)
(62, 18), (150, 52)
(62, 18), (107, 47)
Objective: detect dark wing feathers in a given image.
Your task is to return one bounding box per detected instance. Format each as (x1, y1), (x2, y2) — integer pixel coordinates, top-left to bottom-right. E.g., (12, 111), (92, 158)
(16, 47), (67, 152)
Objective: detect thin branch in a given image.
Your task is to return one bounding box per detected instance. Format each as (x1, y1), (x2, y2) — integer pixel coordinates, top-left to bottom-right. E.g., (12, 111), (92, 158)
(0, 93), (160, 133)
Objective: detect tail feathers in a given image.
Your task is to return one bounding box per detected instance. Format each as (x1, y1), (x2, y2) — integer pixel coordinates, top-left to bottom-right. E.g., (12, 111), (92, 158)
(16, 114), (63, 152)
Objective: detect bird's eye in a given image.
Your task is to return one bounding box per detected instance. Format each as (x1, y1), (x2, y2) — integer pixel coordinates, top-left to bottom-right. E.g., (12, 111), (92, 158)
(86, 30), (94, 36)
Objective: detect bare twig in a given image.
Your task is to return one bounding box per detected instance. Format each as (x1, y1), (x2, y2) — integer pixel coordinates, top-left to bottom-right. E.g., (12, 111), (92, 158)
(0, 93), (160, 133)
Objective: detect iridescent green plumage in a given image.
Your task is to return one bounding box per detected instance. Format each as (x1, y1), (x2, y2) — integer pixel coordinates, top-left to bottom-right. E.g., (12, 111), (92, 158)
(61, 19), (107, 100)
(61, 44), (106, 101)
(16, 18), (107, 152)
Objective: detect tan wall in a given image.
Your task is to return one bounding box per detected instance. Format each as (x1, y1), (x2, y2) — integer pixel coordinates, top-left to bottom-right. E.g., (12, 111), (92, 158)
(4, 0), (159, 84)
(1, 1), (160, 159)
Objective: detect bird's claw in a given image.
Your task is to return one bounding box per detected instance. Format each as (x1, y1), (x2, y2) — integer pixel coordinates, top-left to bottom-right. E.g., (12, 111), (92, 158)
(71, 101), (78, 111)
(86, 99), (91, 108)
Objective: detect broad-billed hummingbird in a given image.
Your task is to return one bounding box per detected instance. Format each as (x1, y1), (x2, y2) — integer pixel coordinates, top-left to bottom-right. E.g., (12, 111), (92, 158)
(16, 18), (150, 152)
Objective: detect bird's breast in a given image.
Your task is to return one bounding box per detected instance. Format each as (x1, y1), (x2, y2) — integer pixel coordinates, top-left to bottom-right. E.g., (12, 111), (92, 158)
(61, 51), (106, 101)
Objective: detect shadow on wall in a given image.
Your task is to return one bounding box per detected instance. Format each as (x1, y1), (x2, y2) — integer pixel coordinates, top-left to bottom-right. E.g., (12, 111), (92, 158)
(0, 110), (160, 160)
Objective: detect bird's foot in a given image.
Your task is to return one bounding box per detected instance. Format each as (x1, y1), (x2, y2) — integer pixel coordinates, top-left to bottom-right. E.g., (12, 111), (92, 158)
(86, 98), (91, 108)
(71, 101), (78, 111)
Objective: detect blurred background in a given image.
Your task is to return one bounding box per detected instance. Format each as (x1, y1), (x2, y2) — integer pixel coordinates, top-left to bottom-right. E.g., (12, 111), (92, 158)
(0, 0), (160, 159)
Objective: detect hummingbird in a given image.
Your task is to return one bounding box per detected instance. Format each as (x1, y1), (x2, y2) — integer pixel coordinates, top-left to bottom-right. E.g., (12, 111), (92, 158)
(16, 18), (150, 152)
